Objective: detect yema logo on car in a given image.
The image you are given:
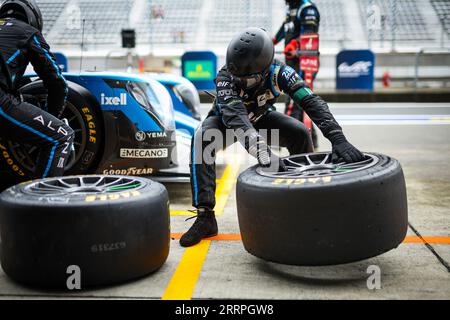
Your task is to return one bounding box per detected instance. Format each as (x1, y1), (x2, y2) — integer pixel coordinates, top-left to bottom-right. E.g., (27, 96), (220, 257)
(338, 61), (372, 78)
(120, 148), (168, 159)
(135, 131), (168, 142)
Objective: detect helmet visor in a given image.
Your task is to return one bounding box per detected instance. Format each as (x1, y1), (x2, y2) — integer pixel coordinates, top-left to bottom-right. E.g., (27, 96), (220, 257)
(234, 69), (269, 89)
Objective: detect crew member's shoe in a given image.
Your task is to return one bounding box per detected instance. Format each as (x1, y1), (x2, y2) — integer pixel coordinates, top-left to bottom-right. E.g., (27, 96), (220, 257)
(180, 208), (218, 247)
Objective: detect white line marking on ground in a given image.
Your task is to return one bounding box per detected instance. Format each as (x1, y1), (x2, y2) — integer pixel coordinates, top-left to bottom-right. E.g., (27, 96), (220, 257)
(335, 115), (450, 125)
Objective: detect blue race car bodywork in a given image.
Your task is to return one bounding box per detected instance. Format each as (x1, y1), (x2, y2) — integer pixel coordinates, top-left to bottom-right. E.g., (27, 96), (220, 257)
(145, 72), (202, 136)
(0, 71), (199, 182)
(64, 72), (199, 177)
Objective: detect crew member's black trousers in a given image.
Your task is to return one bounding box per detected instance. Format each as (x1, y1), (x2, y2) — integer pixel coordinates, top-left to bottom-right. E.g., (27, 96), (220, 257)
(190, 110), (313, 210)
(0, 89), (74, 178)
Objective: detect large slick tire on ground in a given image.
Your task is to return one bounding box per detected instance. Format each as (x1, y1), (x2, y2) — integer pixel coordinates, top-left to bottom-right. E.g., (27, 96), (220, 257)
(0, 175), (170, 288)
(236, 152), (408, 266)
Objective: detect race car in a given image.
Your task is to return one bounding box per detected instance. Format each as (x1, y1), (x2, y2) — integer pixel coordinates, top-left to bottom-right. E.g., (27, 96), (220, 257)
(147, 72), (202, 123)
(0, 72), (200, 186)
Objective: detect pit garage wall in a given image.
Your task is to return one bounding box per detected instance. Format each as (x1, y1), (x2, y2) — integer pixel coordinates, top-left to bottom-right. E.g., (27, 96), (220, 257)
(64, 50), (450, 97)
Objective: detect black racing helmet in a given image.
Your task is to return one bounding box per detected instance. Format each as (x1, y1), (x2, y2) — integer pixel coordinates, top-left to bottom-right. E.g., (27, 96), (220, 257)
(285, 0), (302, 6)
(0, 0), (43, 32)
(226, 27), (274, 77)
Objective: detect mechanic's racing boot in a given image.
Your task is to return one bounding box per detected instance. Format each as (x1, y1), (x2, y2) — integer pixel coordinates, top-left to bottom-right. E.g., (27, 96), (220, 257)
(180, 208), (218, 247)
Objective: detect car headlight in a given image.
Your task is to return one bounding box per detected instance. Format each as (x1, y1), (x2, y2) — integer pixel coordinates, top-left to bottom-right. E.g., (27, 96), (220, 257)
(173, 81), (201, 120)
(126, 81), (175, 130)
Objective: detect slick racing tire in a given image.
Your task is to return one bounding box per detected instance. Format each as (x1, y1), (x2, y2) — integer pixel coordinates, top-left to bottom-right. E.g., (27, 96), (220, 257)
(0, 175), (170, 288)
(0, 80), (104, 182)
(236, 152), (408, 266)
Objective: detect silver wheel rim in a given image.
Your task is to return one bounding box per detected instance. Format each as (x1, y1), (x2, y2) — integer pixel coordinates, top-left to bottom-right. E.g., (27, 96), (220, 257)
(256, 152), (378, 179)
(23, 176), (145, 196)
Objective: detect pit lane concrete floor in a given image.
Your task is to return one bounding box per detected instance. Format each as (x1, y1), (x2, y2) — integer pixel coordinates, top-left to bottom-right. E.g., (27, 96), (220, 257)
(0, 103), (449, 300)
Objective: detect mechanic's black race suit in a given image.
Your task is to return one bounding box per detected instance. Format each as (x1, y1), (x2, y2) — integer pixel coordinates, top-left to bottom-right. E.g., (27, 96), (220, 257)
(0, 17), (73, 178)
(190, 60), (343, 210)
(274, 0), (320, 120)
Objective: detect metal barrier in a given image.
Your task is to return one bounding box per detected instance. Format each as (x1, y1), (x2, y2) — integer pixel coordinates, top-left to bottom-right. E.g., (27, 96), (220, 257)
(105, 49), (139, 71)
(414, 47), (450, 89)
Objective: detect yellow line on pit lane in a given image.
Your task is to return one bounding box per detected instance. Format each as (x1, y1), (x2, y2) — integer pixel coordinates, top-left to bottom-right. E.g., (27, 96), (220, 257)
(161, 240), (211, 300)
(162, 157), (241, 300)
(431, 117), (450, 122)
(169, 161), (241, 217)
(211, 158), (241, 216)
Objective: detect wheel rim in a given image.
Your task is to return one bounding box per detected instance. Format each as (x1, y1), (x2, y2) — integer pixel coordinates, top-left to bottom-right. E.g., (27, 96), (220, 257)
(7, 96), (87, 173)
(256, 152), (379, 178)
(23, 176), (146, 196)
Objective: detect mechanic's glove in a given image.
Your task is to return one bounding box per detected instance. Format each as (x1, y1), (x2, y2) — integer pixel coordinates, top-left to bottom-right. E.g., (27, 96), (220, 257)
(258, 150), (287, 173)
(284, 40), (299, 59)
(245, 131), (286, 172)
(56, 105), (67, 119)
(330, 134), (364, 163)
(49, 104), (67, 119)
(21, 94), (40, 106)
(274, 155), (287, 172)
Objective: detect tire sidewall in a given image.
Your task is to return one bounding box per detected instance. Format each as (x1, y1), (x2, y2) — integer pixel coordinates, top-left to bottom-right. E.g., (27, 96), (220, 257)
(236, 153), (408, 265)
(64, 86), (103, 174)
(0, 176), (170, 288)
(239, 153), (398, 191)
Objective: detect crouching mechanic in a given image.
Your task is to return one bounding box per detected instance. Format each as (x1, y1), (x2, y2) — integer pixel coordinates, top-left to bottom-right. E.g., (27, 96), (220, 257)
(0, 0), (74, 179)
(180, 28), (364, 247)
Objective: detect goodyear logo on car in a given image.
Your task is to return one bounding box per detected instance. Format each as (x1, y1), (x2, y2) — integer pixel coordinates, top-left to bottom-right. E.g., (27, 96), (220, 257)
(272, 177), (332, 185)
